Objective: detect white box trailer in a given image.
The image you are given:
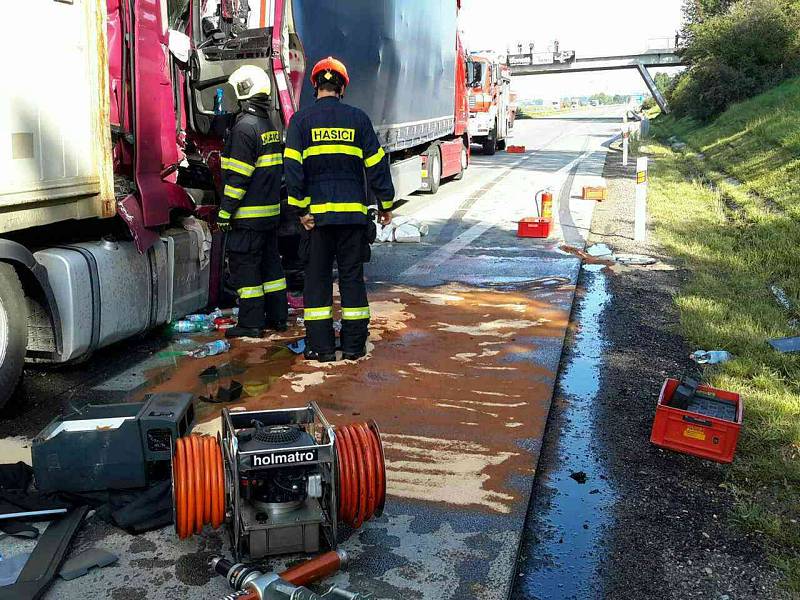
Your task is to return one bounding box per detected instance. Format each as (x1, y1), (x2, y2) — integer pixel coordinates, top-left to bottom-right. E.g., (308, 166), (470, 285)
(0, 0), (209, 409)
(0, 0), (115, 235)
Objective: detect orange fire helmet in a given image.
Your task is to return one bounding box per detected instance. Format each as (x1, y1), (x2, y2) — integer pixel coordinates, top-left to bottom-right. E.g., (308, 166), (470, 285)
(310, 56), (350, 89)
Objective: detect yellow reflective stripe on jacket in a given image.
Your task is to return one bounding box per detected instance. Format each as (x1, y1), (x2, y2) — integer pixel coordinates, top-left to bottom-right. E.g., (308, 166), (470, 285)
(288, 196), (311, 208)
(380, 200), (394, 211)
(221, 157), (255, 176)
(364, 147), (386, 168)
(309, 202), (367, 215)
(233, 204), (281, 219)
(218, 209), (232, 220)
(224, 185), (246, 200)
(303, 144), (363, 160)
(256, 153), (283, 168)
(284, 147), (303, 163)
(342, 306), (371, 321)
(304, 306), (333, 321)
(262, 278), (287, 293)
(238, 285), (265, 299)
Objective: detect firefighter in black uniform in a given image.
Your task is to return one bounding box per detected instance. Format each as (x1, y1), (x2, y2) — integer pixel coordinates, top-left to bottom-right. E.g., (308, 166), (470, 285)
(218, 65), (288, 338)
(284, 57), (395, 362)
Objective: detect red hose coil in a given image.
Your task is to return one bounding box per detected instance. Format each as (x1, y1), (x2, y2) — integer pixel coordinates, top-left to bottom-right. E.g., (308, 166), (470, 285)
(335, 422), (386, 529)
(173, 434), (225, 539)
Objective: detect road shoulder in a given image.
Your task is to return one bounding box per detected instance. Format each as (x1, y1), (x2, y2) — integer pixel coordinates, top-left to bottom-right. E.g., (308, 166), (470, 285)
(590, 145), (790, 599)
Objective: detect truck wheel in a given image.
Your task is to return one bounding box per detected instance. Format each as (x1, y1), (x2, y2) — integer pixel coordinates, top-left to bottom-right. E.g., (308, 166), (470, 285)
(426, 146), (442, 194)
(0, 264), (27, 410)
(453, 145), (468, 180)
(483, 127), (497, 156)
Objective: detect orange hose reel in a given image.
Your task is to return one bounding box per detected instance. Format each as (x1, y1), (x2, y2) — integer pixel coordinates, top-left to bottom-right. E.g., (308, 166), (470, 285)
(335, 422), (386, 529)
(172, 421), (386, 540)
(173, 434), (225, 539)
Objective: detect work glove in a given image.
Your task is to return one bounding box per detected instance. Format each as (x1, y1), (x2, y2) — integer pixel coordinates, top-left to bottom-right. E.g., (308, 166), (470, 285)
(300, 214), (315, 231)
(217, 211), (232, 233)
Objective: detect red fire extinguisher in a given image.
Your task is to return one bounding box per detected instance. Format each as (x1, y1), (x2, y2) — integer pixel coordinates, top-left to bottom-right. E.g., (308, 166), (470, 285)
(536, 190), (553, 219)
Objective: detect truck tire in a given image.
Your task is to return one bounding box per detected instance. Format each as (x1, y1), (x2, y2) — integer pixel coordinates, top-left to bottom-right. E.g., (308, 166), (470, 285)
(453, 144), (468, 180)
(425, 146), (442, 194)
(0, 263), (27, 410)
(482, 127), (497, 156)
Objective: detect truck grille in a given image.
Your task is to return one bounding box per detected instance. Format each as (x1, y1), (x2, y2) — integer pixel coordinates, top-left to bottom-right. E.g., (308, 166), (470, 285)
(468, 95), (476, 108)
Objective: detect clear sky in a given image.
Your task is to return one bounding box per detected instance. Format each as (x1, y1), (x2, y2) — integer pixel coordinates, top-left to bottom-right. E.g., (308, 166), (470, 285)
(459, 0), (685, 100)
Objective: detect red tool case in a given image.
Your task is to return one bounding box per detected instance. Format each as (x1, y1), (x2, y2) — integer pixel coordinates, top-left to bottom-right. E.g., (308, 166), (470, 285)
(517, 217), (551, 239)
(650, 378), (743, 463)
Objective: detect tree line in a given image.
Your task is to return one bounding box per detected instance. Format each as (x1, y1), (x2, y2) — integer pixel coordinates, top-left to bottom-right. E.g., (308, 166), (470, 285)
(662, 0), (800, 120)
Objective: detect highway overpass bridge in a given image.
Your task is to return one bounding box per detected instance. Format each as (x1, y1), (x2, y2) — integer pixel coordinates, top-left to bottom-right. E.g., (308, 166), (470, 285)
(507, 48), (687, 113)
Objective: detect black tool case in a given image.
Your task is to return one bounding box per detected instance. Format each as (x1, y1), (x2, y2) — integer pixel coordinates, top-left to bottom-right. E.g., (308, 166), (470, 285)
(32, 393), (195, 493)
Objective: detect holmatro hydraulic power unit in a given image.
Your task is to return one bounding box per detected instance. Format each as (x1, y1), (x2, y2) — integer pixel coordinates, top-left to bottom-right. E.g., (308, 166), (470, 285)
(171, 403), (386, 561)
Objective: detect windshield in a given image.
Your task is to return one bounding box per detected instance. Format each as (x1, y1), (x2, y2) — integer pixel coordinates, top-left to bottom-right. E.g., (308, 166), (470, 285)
(168, 0), (190, 29)
(196, 0), (276, 46)
(468, 61), (485, 88)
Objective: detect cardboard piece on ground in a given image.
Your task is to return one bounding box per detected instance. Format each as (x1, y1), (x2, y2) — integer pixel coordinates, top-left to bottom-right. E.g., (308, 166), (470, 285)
(586, 243), (613, 257)
(768, 336), (800, 354)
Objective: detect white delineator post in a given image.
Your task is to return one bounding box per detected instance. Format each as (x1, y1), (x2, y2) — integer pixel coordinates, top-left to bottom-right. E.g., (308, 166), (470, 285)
(635, 157), (648, 242)
(622, 113), (629, 167)
(622, 123), (630, 167)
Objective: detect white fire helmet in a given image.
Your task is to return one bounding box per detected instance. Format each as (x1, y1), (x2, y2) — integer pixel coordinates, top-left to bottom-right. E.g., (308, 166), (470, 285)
(228, 65), (271, 100)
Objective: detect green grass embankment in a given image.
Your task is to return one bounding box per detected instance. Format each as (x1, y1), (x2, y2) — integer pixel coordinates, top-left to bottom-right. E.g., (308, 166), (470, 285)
(649, 78), (800, 592)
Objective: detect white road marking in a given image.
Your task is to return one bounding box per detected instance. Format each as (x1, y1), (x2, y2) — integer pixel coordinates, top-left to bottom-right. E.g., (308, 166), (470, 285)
(403, 143), (598, 277)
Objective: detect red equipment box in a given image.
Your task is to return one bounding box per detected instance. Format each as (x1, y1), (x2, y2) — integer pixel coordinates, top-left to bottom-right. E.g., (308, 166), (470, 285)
(650, 378), (743, 463)
(506, 145), (526, 153)
(517, 217), (551, 239)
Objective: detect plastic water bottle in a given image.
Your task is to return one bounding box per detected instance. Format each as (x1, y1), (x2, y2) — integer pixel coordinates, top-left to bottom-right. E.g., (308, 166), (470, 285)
(189, 339), (231, 359)
(214, 88), (225, 115)
(171, 320), (202, 334)
(186, 314), (211, 323)
(691, 350), (732, 365)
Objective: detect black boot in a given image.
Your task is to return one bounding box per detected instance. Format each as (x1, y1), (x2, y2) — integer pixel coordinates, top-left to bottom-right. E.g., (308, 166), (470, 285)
(265, 320), (288, 332)
(341, 348), (367, 361)
(225, 326), (262, 339)
(303, 348), (337, 362)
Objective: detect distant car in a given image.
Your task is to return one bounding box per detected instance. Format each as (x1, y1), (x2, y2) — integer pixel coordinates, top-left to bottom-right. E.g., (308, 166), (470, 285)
(590, 100), (600, 107)
(571, 102), (580, 109)
(551, 101), (561, 110)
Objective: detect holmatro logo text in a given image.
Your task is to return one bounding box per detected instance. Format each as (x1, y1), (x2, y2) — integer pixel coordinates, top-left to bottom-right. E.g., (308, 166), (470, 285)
(252, 451), (316, 467)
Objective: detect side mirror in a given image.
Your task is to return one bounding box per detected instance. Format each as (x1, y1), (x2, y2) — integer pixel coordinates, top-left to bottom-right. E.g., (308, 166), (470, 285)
(168, 30), (191, 63)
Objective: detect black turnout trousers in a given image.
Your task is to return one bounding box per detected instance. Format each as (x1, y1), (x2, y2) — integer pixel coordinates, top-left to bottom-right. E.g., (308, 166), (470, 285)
(227, 228), (288, 329)
(304, 225), (370, 354)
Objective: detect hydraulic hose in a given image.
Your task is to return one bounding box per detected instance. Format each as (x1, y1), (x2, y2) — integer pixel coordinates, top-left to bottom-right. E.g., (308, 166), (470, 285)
(280, 550), (347, 587)
(335, 422), (386, 529)
(213, 551), (348, 600)
(173, 434), (225, 539)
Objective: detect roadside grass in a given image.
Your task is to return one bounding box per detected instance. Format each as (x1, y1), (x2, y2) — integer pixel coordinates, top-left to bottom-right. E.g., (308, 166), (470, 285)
(656, 77), (800, 220)
(644, 101), (800, 590)
(518, 107), (562, 119)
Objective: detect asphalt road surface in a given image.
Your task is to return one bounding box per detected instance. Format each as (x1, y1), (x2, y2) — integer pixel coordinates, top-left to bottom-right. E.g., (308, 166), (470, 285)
(0, 106), (628, 600)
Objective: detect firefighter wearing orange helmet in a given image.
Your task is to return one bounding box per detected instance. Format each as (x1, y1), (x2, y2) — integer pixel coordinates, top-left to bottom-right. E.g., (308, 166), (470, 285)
(284, 57), (395, 362)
